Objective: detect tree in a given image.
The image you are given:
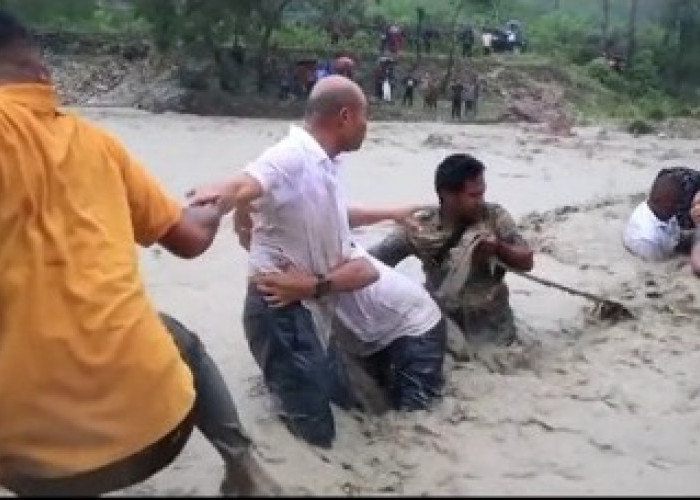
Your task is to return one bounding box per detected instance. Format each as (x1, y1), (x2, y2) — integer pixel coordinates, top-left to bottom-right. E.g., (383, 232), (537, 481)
(441, 0), (469, 93)
(134, 0), (255, 53)
(416, 7), (425, 60)
(250, 0), (294, 93)
(626, 0), (638, 62)
(0, 0), (101, 29)
(675, 0), (700, 91)
(601, 0), (610, 43)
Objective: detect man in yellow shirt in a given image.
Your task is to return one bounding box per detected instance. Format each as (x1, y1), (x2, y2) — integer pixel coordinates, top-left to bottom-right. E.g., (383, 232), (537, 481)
(0, 11), (277, 496)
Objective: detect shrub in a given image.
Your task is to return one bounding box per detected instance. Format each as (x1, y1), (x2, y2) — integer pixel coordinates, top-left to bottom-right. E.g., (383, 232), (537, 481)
(627, 119), (655, 135)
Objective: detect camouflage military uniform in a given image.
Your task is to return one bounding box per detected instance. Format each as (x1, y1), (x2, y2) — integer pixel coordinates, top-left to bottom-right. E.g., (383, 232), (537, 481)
(369, 203), (528, 348)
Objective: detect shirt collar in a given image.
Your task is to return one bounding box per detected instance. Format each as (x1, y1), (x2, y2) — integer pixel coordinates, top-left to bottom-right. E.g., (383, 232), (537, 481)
(288, 124), (336, 167)
(642, 201), (677, 230)
(0, 83), (59, 114)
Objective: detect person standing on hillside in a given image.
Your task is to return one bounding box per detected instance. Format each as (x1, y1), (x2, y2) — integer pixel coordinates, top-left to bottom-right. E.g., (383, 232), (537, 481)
(450, 79), (465, 120)
(403, 74), (417, 107)
(464, 75), (480, 118)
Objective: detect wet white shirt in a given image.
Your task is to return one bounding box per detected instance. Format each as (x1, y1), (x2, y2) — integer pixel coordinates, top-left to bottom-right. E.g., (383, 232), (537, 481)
(334, 250), (443, 356)
(245, 125), (352, 276)
(622, 201), (680, 261)
(244, 125), (441, 348)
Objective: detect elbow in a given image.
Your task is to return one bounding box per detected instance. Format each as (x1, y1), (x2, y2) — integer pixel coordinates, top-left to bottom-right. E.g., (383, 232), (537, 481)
(164, 234), (214, 260)
(169, 242), (207, 260)
(184, 235), (215, 259)
(359, 258), (380, 287)
(180, 245), (208, 259)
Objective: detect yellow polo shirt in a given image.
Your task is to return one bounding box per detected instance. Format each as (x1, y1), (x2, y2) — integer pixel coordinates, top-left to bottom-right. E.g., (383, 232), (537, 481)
(0, 84), (195, 479)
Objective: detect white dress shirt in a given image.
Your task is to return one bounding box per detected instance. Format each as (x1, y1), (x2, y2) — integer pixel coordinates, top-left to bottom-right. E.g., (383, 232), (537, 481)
(623, 201), (680, 261)
(244, 125), (441, 349)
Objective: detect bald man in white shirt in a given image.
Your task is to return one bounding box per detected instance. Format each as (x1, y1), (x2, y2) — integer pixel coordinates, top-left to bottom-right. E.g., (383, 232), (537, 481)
(188, 76), (445, 448)
(623, 172), (696, 261)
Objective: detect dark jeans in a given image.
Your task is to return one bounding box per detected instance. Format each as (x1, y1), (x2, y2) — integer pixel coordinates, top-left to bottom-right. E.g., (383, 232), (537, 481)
(464, 98), (477, 116)
(160, 313), (251, 465)
(451, 99), (462, 119)
(352, 318), (447, 411)
(243, 287), (352, 449)
(5, 314), (250, 496)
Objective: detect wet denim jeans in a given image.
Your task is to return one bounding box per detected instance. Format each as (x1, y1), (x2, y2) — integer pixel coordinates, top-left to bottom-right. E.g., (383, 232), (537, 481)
(243, 287), (353, 449)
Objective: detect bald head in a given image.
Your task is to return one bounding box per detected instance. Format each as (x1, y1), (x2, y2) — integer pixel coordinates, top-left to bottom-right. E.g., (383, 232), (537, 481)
(305, 75), (366, 119)
(302, 75), (368, 156)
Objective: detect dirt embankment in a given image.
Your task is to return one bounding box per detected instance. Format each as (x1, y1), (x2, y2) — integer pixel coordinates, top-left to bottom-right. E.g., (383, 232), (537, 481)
(42, 31), (700, 137)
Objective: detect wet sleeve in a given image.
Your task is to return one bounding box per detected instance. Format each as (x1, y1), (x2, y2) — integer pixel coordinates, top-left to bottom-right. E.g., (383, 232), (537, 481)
(243, 144), (300, 203)
(367, 227), (414, 267)
(623, 237), (671, 261)
(108, 135), (182, 247)
(494, 206), (528, 246)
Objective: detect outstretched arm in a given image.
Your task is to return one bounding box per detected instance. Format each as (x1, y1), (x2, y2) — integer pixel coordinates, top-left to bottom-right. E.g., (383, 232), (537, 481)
(367, 228), (414, 267)
(347, 205), (423, 229)
(187, 172), (263, 215)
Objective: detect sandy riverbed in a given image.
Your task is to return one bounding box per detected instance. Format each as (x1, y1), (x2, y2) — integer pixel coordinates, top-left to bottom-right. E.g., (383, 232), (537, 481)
(15, 109), (699, 496)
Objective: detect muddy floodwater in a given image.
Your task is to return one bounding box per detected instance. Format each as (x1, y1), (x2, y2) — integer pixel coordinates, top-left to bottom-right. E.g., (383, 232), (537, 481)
(8, 109), (700, 496)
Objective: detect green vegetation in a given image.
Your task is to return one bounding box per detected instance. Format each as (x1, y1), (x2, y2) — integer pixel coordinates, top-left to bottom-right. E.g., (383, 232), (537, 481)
(2, 0), (700, 121)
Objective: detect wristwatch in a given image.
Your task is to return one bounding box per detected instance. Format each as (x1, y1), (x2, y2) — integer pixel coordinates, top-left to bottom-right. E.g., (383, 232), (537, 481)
(313, 274), (333, 298)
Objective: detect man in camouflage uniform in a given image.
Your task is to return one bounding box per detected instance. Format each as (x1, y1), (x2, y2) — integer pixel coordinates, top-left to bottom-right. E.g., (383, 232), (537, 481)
(369, 154), (534, 358)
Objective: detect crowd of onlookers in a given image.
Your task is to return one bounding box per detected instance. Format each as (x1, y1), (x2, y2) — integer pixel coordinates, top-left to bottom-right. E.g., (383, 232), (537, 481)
(276, 18), (528, 119)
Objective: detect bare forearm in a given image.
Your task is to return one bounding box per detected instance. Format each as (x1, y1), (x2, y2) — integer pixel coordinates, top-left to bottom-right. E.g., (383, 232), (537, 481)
(191, 172), (262, 214)
(160, 204), (222, 259)
(348, 206), (410, 229)
(327, 257), (379, 292)
(495, 242), (534, 271)
(367, 230), (413, 267)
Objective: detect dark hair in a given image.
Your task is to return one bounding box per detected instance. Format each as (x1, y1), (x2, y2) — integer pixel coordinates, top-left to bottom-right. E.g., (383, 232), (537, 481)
(650, 170), (683, 200)
(0, 10), (32, 51)
(434, 153), (485, 195)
